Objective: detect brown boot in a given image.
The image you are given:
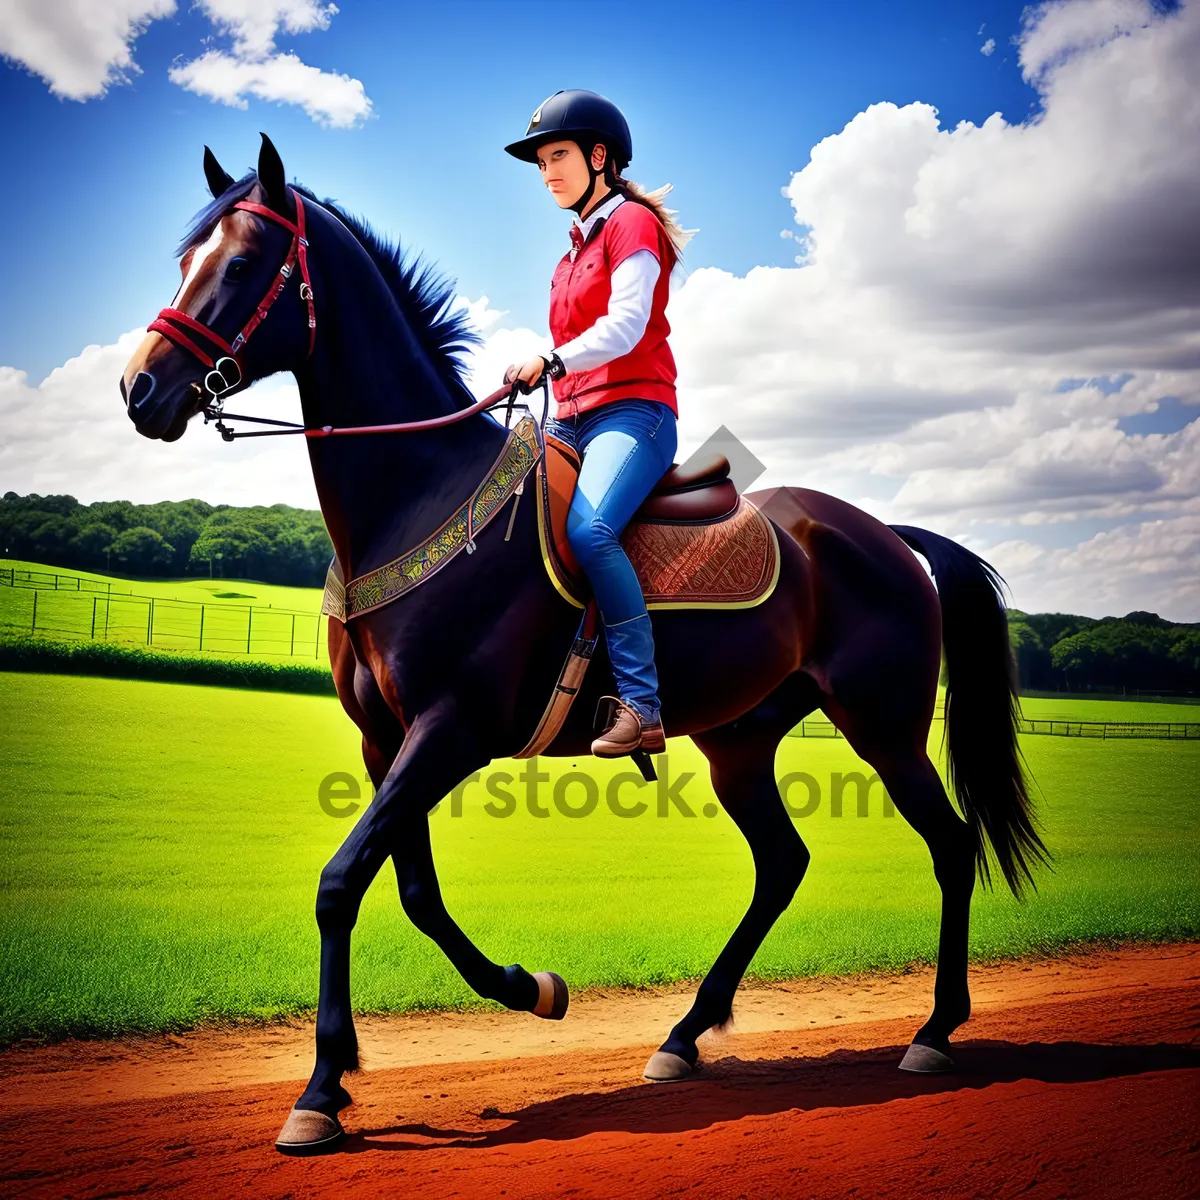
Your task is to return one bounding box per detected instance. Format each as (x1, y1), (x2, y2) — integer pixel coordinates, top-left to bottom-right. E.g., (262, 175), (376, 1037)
(592, 696), (666, 757)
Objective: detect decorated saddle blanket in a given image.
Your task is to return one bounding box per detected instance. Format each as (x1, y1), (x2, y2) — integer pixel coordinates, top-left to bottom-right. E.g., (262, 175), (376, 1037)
(322, 414), (541, 621)
(321, 412), (780, 623)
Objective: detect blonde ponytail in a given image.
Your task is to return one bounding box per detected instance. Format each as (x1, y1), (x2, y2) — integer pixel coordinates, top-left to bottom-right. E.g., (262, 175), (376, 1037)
(612, 174), (699, 267)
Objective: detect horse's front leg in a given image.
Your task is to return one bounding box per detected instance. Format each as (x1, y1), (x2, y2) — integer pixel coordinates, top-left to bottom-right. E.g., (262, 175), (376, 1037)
(276, 707), (488, 1153)
(393, 815), (568, 1019)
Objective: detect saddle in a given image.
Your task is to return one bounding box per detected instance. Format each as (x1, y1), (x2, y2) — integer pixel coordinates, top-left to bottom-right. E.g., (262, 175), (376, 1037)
(535, 429), (779, 610)
(642, 452), (739, 521)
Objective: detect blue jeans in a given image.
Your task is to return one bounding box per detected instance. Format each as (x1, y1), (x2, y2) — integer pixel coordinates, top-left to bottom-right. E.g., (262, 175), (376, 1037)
(545, 398), (678, 724)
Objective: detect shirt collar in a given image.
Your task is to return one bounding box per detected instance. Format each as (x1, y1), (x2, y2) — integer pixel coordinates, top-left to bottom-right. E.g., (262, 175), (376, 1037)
(572, 190), (624, 242)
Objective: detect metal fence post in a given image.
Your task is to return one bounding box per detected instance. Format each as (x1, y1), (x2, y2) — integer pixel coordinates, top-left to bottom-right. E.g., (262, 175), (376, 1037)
(31, 589), (38, 632)
(147, 598), (154, 645)
(246, 607), (253, 654)
(199, 605), (205, 651)
(90, 596), (97, 639)
(290, 613), (296, 656)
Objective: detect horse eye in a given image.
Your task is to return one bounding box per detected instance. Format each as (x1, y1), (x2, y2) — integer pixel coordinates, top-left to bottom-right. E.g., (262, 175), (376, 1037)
(224, 256), (250, 281)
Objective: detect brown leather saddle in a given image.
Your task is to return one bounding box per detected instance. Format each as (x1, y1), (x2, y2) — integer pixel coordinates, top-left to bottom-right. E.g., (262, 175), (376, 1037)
(638, 452), (738, 522)
(537, 428), (781, 612)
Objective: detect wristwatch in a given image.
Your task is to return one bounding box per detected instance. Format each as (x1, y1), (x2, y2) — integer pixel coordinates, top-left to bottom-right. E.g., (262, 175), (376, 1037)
(541, 352), (567, 381)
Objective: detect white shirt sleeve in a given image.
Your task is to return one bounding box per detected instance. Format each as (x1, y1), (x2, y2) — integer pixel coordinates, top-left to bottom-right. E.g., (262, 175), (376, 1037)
(554, 248), (660, 374)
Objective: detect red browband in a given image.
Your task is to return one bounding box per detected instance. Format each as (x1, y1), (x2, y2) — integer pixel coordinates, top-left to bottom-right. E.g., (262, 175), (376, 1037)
(148, 189), (316, 375)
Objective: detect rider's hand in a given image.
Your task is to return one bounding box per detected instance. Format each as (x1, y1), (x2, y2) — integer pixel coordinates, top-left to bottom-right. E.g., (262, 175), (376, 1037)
(504, 356), (548, 391)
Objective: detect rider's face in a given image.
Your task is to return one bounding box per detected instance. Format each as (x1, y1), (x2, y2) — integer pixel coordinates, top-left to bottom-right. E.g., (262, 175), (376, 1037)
(536, 139), (608, 211)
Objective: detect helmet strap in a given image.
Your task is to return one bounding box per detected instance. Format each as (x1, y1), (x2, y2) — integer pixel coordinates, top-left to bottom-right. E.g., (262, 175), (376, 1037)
(569, 140), (611, 217)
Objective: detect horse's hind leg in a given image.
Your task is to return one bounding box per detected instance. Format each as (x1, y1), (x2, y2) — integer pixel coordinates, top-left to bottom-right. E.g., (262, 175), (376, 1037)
(647, 677), (817, 1080)
(831, 715), (976, 1072)
(873, 746), (976, 1071)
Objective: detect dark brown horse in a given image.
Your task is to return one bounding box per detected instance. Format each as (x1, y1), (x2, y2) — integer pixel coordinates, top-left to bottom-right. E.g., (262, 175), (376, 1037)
(121, 136), (1047, 1153)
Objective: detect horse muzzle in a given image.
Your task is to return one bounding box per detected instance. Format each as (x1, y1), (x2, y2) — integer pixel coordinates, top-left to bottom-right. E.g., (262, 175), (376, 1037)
(120, 369), (198, 441)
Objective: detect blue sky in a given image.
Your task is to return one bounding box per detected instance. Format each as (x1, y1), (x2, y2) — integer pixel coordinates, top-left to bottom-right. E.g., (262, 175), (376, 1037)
(0, 0), (1038, 382)
(2, 0), (1197, 619)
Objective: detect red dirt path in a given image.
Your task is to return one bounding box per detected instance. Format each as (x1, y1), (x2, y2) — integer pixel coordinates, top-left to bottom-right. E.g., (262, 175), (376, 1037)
(2, 944), (1198, 1199)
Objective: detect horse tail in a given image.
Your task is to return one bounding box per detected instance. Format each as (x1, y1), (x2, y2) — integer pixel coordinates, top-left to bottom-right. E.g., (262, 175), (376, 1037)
(888, 524), (1050, 898)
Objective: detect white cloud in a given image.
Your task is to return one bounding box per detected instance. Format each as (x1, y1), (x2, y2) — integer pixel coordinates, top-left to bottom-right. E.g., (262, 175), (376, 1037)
(168, 49), (371, 128)
(980, 37), (996, 55)
(192, 1), (337, 58)
(989, 514), (1200, 620)
(0, 0), (175, 100)
(4, 0), (1198, 621)
(451, 296), (549, 402)
(0, 0), (370, 126)
(0, 331), (319, 508)
(1016, 0), (1160, 82)
(167, 0), (371, 128)
(659, 0), (1200, 618)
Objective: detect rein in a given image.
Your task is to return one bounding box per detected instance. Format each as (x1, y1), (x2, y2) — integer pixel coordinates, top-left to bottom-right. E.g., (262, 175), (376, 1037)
(203, 375), (549, 441)
(149, 184), (549, 440)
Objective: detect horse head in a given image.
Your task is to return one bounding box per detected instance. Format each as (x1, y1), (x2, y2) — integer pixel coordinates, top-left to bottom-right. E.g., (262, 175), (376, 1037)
(120, 134), (313, 442)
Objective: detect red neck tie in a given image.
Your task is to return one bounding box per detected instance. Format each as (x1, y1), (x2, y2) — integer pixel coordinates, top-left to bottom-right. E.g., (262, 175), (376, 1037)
(569, 223), (584, 253)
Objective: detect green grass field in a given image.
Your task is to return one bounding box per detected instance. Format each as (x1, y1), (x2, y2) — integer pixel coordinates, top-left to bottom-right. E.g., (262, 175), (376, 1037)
(1, 670), (1196, 1046)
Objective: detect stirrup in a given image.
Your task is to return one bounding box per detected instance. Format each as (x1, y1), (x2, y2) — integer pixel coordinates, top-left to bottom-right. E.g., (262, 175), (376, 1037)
(630, 748), (657, 783)
(593, 696), (660, 782)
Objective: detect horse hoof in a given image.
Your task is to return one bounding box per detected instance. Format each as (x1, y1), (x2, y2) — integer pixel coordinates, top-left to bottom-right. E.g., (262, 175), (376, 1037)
(275, 1107), (345, 1155)
(898, 1042), (956, 1074)
(643, 1051), (696, 1082)
(532, 971), (569, 1020)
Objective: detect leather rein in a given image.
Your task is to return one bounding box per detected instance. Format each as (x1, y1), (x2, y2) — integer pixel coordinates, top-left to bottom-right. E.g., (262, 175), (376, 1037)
(150, 186), (547, 441)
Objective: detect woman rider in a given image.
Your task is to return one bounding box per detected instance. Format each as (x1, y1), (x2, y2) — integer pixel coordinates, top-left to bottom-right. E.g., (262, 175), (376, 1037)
(503, 89), (692, 760)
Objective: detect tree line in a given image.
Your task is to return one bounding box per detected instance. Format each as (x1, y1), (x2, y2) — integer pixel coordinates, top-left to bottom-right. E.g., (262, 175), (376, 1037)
(1007, 609), (1199, 694)
(2, 492), (1197, 694)
(0, 492), (334, 587)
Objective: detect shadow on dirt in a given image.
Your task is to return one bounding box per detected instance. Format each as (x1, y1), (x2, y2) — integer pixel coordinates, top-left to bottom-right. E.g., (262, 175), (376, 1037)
(342, 1038), (1200, 1152)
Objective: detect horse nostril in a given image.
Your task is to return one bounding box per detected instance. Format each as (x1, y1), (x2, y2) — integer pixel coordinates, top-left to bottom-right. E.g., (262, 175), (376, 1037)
(127, 372), (156, 417)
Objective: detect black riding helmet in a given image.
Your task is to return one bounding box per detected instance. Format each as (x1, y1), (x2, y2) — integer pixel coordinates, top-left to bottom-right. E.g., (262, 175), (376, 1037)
(504, 89), (633, 216)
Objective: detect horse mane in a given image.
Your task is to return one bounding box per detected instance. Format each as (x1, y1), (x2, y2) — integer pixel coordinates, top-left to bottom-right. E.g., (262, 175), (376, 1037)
(177, 173), (483, 402)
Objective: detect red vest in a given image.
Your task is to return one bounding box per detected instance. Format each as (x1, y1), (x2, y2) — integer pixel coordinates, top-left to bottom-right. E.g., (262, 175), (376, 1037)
(548, 200), (678, 421)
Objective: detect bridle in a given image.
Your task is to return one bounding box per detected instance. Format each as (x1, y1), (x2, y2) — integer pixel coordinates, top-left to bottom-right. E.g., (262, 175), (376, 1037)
(148, 185), (546, 440)
(149, 188), (316, 405)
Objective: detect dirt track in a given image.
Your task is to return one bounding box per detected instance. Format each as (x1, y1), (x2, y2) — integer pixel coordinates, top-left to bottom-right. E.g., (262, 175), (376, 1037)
(2, 944), (1198, 1198)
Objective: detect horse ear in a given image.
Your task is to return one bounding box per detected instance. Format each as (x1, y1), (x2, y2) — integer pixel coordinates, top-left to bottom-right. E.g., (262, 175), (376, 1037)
(257, 133), (291, 214)
(203, 146), (235, 198)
